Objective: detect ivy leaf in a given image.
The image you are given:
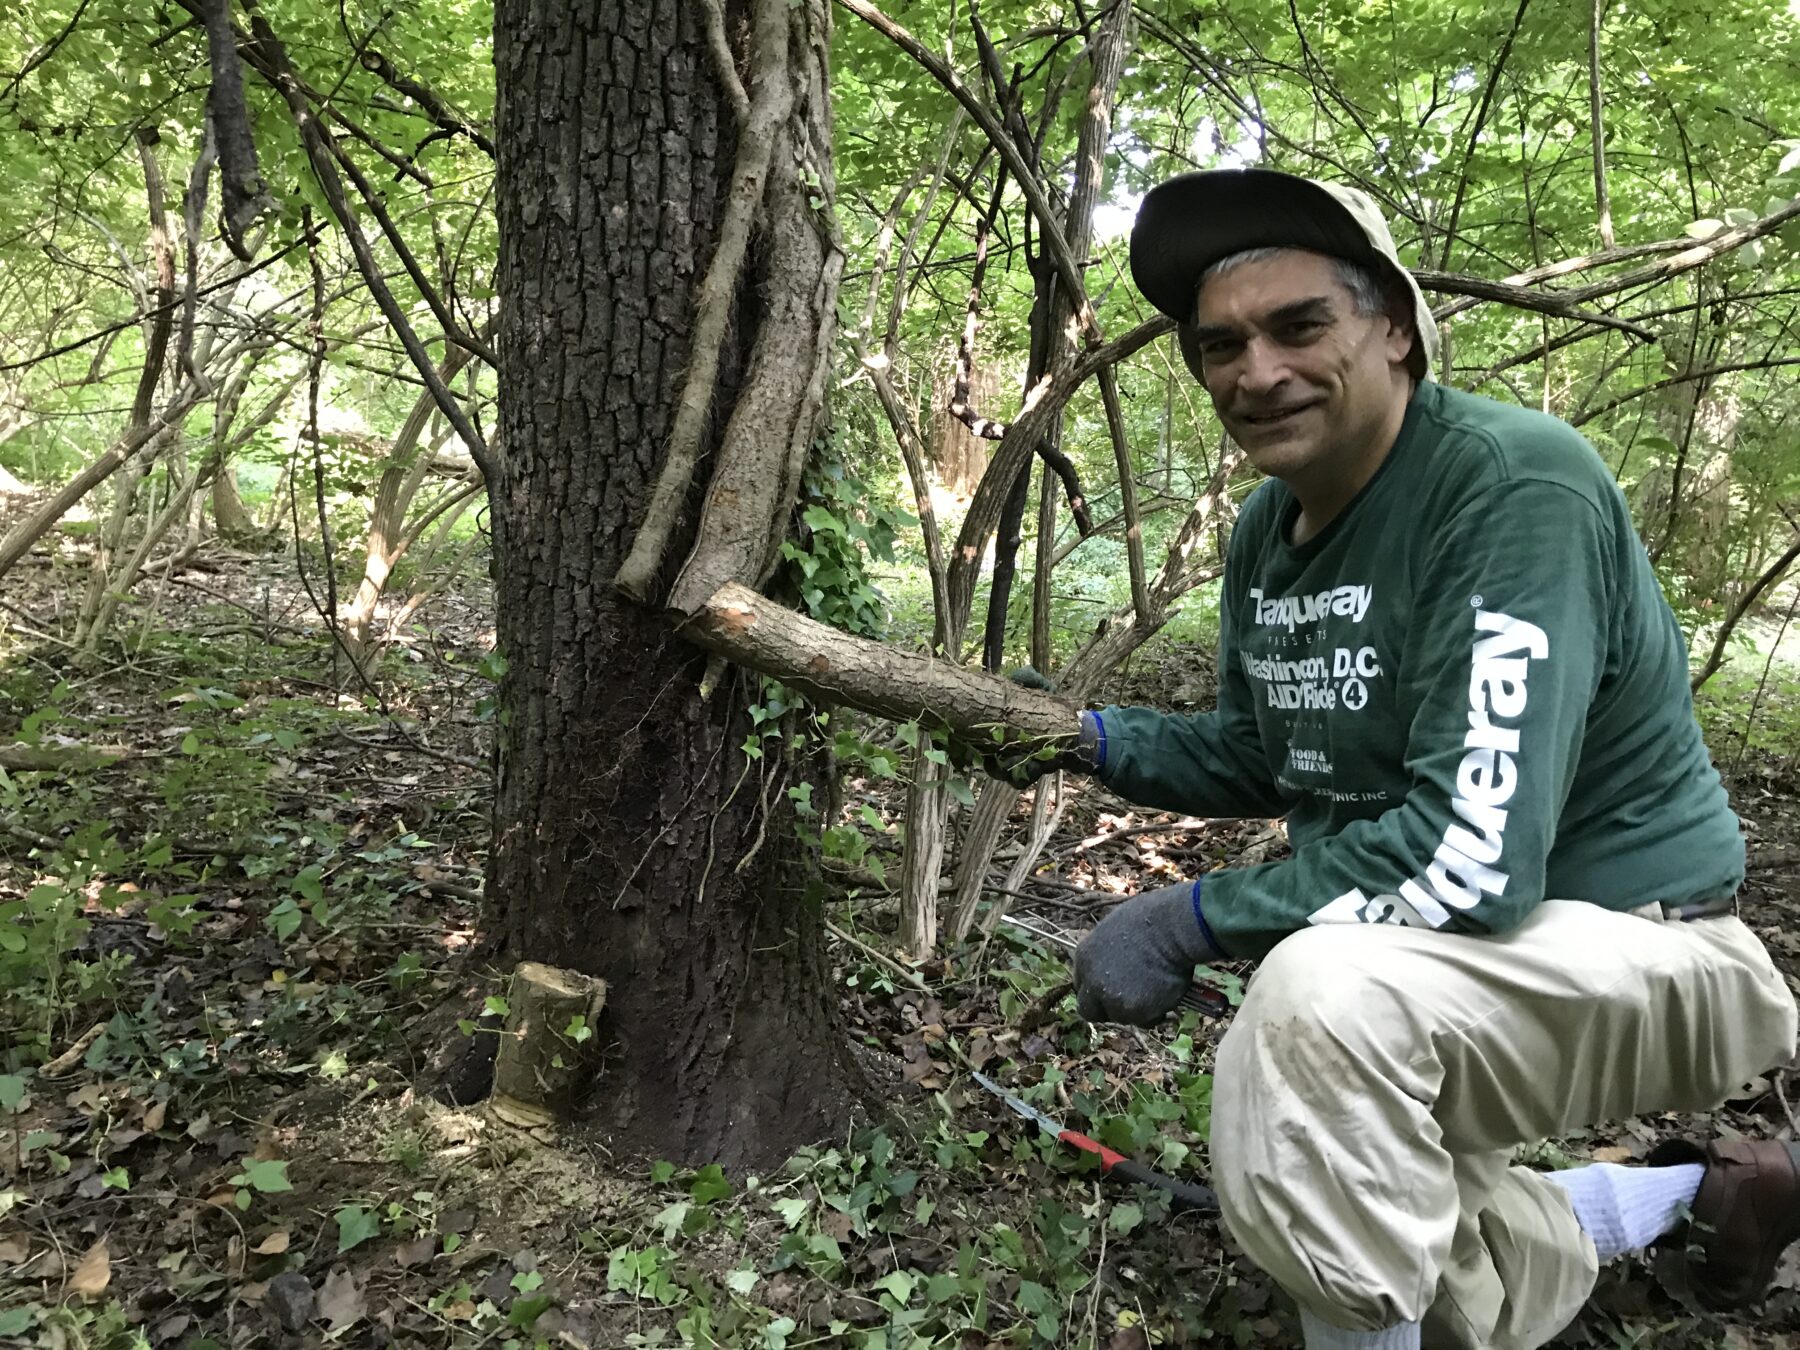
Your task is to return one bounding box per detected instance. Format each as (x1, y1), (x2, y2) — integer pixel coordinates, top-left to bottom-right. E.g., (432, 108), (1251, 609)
(334, 1204), (381, 1253)
(240, 1159), (293, 1194)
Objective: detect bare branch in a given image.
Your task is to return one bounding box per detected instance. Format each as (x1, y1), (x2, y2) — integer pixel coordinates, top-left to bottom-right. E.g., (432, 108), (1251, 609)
(1096, 365), (1148, 622)
(1419, 270), (1657, 342)
(243, 6), (499, 488)
(1691, 528), (1800, 692)
(357, 46), (496, 159)
(837, 0), (1100, 343)
(1571, 356), (1800, 427)
(681, 583), (1078, 742)
(1588, 0), (1614, 248)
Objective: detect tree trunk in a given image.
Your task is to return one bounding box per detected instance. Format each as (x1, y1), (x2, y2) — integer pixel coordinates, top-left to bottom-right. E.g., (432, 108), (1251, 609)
(488, 0), (860, 1169)
(210, 463), (256, 539)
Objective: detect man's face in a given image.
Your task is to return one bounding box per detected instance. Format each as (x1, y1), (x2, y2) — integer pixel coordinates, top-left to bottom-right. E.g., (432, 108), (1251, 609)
(1189, 250), (1413, 484)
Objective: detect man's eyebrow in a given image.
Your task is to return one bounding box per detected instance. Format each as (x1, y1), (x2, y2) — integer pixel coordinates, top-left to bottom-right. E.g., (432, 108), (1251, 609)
(1266, 296), (1337, 325)
(1190, 295), (1338, 342)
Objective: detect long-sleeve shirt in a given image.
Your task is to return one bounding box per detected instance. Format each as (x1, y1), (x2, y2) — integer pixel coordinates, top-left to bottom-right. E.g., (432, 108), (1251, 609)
(1090, 380), (1743, 960)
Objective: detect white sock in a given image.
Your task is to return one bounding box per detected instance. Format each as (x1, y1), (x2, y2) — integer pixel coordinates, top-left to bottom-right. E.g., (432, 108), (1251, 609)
(1543, 1162), (1705, 1261)
(1299, 1308), (1421, 1350)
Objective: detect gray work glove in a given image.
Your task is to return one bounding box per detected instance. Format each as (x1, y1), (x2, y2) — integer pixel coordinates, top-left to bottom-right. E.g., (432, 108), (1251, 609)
(981, 667), (1101, 789)
(1074, 879), (1220, 1025)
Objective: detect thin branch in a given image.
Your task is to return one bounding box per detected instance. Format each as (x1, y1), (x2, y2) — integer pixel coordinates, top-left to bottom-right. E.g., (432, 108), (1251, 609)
(356, 46), (496, 159)
(613, 0), (791, 603)
(0, 228), (323, 374)
(323, 132), (496, 366)
(1418, 270), (1657, 342)
(0, 0), (95, 106)
(1571, 356), (1800, 427)
(242, 5), (499, 488)
(1436, 196), (1800, 321)
(1438, 0), (1532, 271)
(1588, 0), (1614, 248)
(1692, 528), (1800, 692)
(837, 0), (1100, 344)
(1096, 365), (1148, 623)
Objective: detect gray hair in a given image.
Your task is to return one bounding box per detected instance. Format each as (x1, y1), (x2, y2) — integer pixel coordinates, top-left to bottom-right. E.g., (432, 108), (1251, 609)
(1198, 246), (1389, 320)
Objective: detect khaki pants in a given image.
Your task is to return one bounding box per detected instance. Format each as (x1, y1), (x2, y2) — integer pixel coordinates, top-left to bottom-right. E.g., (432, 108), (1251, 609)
(1210, 900), (1798, 1350)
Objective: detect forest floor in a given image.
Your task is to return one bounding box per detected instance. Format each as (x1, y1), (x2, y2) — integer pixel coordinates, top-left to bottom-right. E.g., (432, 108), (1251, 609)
(4, 535), (1800, 1349)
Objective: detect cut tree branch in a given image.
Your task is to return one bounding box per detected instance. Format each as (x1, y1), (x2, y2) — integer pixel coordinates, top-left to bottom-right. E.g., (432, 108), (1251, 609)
(682, 583), (1078, 744)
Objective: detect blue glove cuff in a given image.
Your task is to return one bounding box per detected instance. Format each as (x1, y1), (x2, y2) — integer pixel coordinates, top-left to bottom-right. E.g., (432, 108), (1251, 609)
(1190, 876), (1221, 959)
(1077, 710), (1108, 772)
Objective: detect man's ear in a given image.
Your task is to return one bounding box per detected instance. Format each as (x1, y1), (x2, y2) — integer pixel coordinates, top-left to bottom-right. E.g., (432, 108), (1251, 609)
(1383, 311), (1415, 364)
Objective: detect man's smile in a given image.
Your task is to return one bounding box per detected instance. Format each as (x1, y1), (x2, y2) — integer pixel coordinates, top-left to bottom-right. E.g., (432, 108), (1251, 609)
(1237, 402), (1319, 428)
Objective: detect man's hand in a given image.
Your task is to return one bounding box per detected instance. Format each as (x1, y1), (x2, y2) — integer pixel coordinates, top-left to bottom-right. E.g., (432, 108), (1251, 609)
(980, 667), (1100, 789)
(1074, 881), (1220, 1025)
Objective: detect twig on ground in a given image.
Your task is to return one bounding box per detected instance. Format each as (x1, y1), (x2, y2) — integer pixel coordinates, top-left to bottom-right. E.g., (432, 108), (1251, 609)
(824, 919), (930, 990)
(1776, 1070), (1800, 1140)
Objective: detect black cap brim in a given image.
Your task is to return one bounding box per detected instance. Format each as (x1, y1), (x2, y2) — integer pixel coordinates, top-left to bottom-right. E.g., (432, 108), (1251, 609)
(1130, 169), (1386, 324)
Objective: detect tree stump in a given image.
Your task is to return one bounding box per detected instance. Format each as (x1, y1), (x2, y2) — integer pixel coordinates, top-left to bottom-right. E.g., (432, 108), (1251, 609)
(488, 962), (607, 1128)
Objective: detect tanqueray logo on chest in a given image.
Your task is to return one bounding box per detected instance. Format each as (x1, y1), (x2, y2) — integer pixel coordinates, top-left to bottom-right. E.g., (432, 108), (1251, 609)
(1242, 582), (1385, 714)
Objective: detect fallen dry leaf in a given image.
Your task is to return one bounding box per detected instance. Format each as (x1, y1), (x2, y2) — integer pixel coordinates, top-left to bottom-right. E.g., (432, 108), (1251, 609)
(1590, 1145), (1635, 1164)
(0, 1234), (30, 1265)
(393, 1235), (436, 1268)
(316, 1265), (365, 1331)
(253, 1230), (290, 1256)
(67, 1237), (110, 1298)
(142, 1100), (167, 1132)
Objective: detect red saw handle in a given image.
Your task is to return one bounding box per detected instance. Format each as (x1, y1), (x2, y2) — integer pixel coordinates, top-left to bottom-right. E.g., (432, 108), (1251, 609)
(1056, 1129), (1220, 1214)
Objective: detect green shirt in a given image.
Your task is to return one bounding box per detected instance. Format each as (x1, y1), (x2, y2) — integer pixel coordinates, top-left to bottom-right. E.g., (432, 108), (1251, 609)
(1093, 380), (1743, 959)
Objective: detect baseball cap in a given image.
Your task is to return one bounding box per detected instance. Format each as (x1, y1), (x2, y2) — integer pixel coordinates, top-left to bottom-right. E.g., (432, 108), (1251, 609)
(1129, 168), (1440, 382)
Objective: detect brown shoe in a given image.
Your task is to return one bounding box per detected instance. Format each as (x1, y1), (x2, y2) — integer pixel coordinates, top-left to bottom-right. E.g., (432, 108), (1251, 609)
(1648, 1137), (1800, 1309)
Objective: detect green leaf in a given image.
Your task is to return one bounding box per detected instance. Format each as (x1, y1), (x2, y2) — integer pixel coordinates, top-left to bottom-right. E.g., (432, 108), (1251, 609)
(0, 1306), (39, 1336)
(688, 1163), (732, 1204)
(724, 1266), (759, 1295)
(652, 1200), (691, 1239)
(649, 1160), (677, 1184)
(268, 899), (303, 941)
(1108, 1201), (1143, 1234)
(773, 1196), (809, 1227)
(874, 1270), (916, 1304)
(240, 1160), (293, 1194)
(946, 777), (975, 807)
(0, 1075), (25, 1111)
(483, 995), (510, 1018)
(335, 1204), (381, 1253)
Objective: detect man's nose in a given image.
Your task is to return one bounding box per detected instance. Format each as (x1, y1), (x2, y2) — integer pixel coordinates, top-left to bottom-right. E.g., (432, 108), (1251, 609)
(1236, 336), (1291, 394)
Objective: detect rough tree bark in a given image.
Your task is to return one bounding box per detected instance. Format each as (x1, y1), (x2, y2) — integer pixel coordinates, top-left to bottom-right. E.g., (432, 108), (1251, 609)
(488, 0), (861, 1168)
